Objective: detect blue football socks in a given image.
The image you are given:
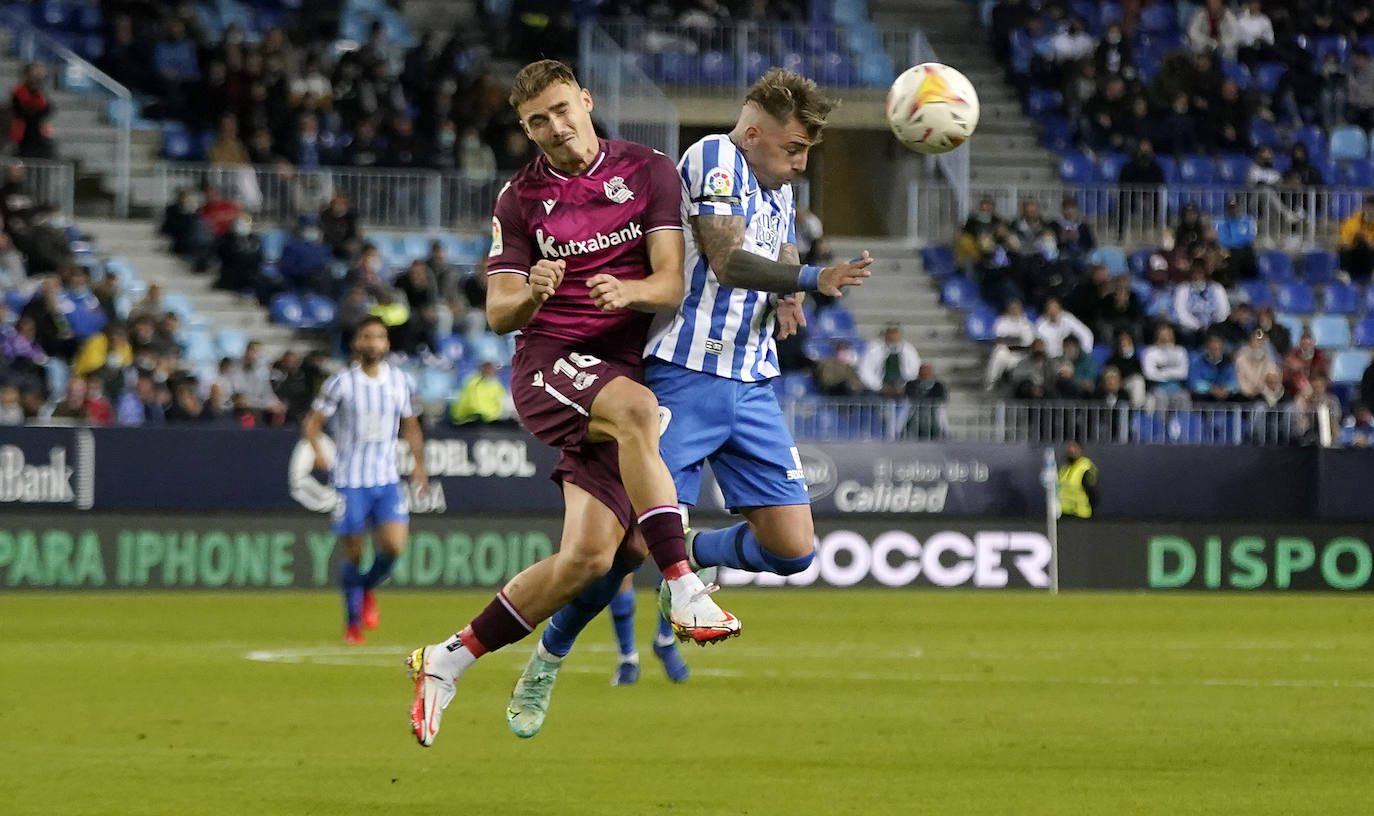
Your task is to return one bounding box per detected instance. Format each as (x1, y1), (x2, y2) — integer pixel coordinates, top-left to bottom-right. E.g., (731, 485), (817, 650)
(690, 522), (815, 575)
(361, 551), (396, 590)
(339, 560), (364, 626)
(541, 558), (638, 658)
(609, 587), (637, 658)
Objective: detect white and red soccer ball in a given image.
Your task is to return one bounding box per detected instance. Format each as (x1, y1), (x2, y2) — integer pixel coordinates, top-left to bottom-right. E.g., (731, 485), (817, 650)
(886, 62), (980, 155)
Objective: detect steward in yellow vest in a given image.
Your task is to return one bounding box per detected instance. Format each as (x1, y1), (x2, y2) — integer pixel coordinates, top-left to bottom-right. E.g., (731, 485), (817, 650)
(1056, 440), (1097, 519)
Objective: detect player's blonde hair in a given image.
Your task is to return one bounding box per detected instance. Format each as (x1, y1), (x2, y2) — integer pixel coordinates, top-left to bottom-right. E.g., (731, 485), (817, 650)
(744, 68), (837, 140)
(508, 59), (580, 112)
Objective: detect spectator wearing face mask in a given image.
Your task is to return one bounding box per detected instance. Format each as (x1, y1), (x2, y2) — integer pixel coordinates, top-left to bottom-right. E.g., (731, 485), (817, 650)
(1035, 298), (1093, 357)
(116, 371), (167, 426)
(859, 324), (921, 397)
(216, 213), (264, 294)
(1174, 260), (1230, 345)
(198, 184), (241, 239)
(813, 338), (865, 396)
(1143, 324), (1191, 409)
(279, 214), (333, 297)
(986, 299), (1036, 391)
(1235, 328), (1281, 402)
(1104, 330), (1147, 406)
(161, 188), (213, 266)
(319, 193), (360, 260)
(1283, 331), (1329, 396)
(459, 126), (498, 178)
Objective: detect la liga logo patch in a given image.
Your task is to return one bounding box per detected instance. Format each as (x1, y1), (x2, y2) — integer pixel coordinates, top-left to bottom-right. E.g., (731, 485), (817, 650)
(489, 216), (503, 257)
(706, 168), (733, 197)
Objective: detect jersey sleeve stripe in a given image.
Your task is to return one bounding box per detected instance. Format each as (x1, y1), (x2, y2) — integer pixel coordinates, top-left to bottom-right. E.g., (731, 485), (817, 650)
(487, 267), (530, 277)
(644, 224), (684, 233)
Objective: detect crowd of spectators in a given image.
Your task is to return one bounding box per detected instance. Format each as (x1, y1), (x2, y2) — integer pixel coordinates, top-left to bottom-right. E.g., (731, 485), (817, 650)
(0, 159), (335, 426)
(963, 188), (1374, 445)
(993, 0), (1374, 166)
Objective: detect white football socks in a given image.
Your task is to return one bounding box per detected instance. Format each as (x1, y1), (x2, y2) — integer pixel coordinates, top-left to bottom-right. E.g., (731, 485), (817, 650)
(430, 635), (478, 680)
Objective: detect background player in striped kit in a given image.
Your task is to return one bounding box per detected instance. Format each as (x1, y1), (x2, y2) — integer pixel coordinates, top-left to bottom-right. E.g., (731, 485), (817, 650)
(407, 60), (737, 748)
(505, 68), (874, 737)
(301, 316), (427, 644)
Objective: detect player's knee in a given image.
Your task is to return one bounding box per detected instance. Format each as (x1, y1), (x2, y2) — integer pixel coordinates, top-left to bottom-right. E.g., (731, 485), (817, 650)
(556, 544), (616, 588)
(599, 381), (659, 439)
(761, 547), (814, 575)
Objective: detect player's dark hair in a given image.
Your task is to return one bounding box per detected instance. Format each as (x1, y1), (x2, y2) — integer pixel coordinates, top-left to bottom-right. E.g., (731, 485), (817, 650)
(744, 68), (837, 140)
(354, 315), (388, 337)
(509, 59), (580, 112)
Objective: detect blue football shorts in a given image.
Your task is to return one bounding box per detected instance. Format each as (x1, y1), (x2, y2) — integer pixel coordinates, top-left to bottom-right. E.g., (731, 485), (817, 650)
(646, 360), (810, 510)
(333, 482), (409, 536)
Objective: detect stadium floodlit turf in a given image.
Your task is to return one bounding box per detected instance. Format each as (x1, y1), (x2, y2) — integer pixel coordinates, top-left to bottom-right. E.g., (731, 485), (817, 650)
(4, 590), (1369, 815)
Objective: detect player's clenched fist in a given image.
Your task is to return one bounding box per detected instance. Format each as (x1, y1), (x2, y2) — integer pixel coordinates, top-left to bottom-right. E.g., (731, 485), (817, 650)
(818, 251), (873, 297)
(529, 259), (565, 304)
(587, 273), (634, 311)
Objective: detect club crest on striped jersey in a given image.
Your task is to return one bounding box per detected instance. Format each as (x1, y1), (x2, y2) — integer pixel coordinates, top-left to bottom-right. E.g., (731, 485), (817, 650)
(603, 175), (634, 204)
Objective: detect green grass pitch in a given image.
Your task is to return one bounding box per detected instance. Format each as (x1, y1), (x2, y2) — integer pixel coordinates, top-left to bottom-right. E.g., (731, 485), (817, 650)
(3, 590), (1369, 815)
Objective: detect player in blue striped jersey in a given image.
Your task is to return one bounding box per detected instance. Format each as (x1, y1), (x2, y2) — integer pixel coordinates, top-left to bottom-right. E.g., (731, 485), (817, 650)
(506, 68), (873, 736)
(303, 316), (428, 643)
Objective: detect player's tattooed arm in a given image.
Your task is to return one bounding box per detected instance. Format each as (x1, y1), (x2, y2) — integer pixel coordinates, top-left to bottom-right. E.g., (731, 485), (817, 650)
(693, 215), (874, 296)
(772, 242), (808, 339)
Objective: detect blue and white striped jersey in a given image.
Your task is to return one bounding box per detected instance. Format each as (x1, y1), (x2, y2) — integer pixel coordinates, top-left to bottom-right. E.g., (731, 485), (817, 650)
(645, 134), (796, 382)
(311, 362), (416, 488)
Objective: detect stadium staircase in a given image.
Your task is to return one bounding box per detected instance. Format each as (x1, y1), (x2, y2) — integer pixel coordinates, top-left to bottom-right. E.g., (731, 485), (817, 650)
(0, 40), (163, 217)
(871, 0), (1057, 185)
(829, 236), (983, 415)
(79, 218), (320, 363)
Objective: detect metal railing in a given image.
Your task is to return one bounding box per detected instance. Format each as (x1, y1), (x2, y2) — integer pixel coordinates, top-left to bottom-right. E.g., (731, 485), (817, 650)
(1, 7), (131, 217)
(781, 398), (1320, 446)
(7, 157), (75, 217)
(911, 181), (1351, 247)
(579, 24), (681, 160)
(153, 163), (503, 229)
(592, 20), (909, 94)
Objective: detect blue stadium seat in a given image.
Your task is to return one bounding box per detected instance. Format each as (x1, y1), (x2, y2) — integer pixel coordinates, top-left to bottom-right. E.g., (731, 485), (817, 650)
(1353, 318), (1374, 348)
(1130, 278), (1153, 302)
(1040, 115), (1075, 152)
(1276, 313), (1306, 343)
(1329, 125), (1368, 161)
(259, 229), (285, 262)
(1337, 160), (1374, 187)
(1096, 150), (1129, 182)
(940, 276), (982, 311)
(1328, 191), (1362, 222)
(1216, 153), (1253, 185)
(5, 288), (29, 314)
(1293, 125), (1327, 160)
(1331, 350), (1373, 383)
(814, 305), (857, 340)
(183, 329), (217, 365)
(1137, 1), (1174, 33)
(656, 51), (695, 84)
(699, 50), (735, 84)
(920, 245), (955, 279)
(1089, 246), (1128, 276)
(778, 50), (808, 76)
(1025, 88), (1062, 119)
(1059, 152), (1095, 184)
(741, 50), (769, 81)
(813, 51), (856, 86)
(217, 327), (249, 358)
(1257, 250), (1296, 283)
(401, 234), (430, 261)
(161, 126), (195, 160)
(437, 333), (466, 365)
(1314, 34), (1349, 67)
(303, 294), (336, 328)
(965, 307), (997, 342)
(1276, 282), (1316, 313)
(1323, 282), (1361, 315)
(1254, 62), (1287, 95)
(1238, 281), (1274, 309)
(1220, 60), (1250, 90)
(1155, 156), (1179, 184)
(1128, 248), (1153, 278)
(1302, 250), (1339, 284)
(1248, 116), (1281, 149)
(269, 293), (305, 327)
(1310, 315), (1352, 349)
(419, 367), (454, 404)
(1177, 154), (1215, 185)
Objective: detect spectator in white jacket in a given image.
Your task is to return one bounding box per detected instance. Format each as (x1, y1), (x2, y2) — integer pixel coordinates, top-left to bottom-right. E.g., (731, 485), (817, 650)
(1234, 0), (1274, 69)
(1188, 0), (1240, 61)
(1035, 298), (1094, 357)
(859, 324), (921, 396)
(1173, 260), (1231, 344)
(1051, 18), (1096, 64)
(986, 299), (1036, 390)
(1143, 324), (1192, 409)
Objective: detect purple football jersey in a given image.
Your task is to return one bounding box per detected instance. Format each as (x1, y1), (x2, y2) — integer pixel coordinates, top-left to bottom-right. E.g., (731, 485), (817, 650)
(487, 138), (685, 364)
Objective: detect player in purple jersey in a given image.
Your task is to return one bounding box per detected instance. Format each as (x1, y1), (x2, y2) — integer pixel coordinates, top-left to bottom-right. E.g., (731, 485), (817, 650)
(406, 60), (738, 748)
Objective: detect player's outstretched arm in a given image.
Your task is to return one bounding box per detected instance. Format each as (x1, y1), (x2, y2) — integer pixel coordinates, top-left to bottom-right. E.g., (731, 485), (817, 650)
(486, 261), (564, 334)
(692, 214), (872, 296)
(586, 228), (686, 312)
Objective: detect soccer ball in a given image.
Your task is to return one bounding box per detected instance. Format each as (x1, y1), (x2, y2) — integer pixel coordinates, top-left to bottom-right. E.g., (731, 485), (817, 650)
(886, 63), (980, 155)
